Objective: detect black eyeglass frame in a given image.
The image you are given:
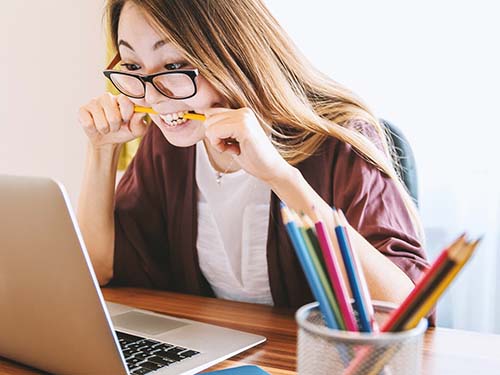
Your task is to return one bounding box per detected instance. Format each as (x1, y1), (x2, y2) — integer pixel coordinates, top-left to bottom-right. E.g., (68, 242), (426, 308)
(102, 69), (199, 100)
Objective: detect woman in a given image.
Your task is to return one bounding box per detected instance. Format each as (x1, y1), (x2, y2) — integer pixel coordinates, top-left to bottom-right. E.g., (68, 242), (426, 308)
(77, 0), (429, 309)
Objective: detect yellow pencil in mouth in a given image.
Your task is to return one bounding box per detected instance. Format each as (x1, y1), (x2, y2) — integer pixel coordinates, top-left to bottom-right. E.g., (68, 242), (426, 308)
(134, 106), (206, 121)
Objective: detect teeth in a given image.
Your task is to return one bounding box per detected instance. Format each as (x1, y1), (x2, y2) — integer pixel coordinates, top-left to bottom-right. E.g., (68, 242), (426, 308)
(159, 111), (189, 127)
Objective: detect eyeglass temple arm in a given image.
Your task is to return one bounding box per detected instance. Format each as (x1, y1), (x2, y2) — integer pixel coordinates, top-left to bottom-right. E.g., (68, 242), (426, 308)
(106, 52), (121, 70)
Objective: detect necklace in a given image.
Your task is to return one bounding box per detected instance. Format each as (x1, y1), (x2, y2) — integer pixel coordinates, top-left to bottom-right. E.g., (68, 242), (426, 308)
(215, 157), (237, 185)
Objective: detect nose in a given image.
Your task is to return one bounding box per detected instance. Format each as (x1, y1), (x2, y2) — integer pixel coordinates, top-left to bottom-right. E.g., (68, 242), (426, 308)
(144, 82), (166, 106)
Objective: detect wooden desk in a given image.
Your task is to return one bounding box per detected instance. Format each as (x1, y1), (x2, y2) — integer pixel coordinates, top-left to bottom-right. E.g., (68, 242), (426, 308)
(1, 287), (500, 374)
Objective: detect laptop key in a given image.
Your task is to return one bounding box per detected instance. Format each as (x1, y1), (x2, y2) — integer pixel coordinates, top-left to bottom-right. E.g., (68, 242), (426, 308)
(127, 363), (139, 371)
(132, 368), (151, 375)
(142, 339), (160, 346)
(154, 350), (184, 362)
(148, 356), (174, 366)
(133, 352), (150, 360)
(127, 357), (143, 365)
(153, 343), (174, 351)
(126, 343), (143, 351)
(116, 331), (143, 344)
(166, 346), (186, 355)
(139, 361), (163, 370)
(141, 346), (160, 354)
(181, 350), (200, 358)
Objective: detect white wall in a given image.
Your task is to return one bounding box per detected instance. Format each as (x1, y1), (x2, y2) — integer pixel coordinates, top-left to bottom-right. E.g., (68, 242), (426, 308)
(3, 1), (499, 332)
(1, 0), (105, 205)
(264, 0), (500, 333)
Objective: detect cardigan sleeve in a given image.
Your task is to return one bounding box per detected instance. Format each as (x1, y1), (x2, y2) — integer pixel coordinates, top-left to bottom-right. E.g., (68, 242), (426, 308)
(332, 132), (430, 287)
(110, 126), (171, 289)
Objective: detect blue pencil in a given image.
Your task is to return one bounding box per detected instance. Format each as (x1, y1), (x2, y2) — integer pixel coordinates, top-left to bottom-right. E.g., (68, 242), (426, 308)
(280, 203), (339, 329)
(332, 208), (372, 332)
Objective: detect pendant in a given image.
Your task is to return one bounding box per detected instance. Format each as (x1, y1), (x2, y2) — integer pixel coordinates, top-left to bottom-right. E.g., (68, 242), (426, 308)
(216, 172), (223, 185)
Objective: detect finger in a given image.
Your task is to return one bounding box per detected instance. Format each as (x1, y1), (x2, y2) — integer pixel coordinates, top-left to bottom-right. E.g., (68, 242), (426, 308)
(88, 100), (110, 134)
(214, 140), (241, 155)
(205, 117), (243, 143)
(117, 94), (134, 124)
(203, 107), (236, 125)
(129, 113), (150, 137)
(78, 107), (98, 137)
(101, 93), (122, 132)
(204, 107), (232, 117)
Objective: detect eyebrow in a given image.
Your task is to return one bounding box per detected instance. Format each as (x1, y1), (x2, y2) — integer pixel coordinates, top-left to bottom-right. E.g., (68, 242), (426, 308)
(118, 39), (167, 52)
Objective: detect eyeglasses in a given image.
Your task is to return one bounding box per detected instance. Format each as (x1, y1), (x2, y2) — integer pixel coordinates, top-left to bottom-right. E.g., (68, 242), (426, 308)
(103, 53), (199, 100)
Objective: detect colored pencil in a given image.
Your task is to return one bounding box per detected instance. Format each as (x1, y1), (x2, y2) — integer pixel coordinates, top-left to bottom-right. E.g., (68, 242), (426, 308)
(280, 204), (339, 329)
(338, 209), (379, 332)
(311, 207), (358, 331)
(301, 214), (330, 282)
(380, 234), (466, 332)
(343, 235), (475, 375)
(299, 214), (346, 330)
(332, 209), (372, 332)
(403, 239), (479, 330)
(134, 105), (206, 121)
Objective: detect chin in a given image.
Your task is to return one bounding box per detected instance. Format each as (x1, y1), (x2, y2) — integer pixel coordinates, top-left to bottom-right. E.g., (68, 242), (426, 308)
(162, 134), (200, 147)
(153, 116), (204, 148)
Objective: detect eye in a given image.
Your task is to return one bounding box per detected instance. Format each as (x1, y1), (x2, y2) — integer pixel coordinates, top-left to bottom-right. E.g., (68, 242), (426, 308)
(164, 62), (186, 70)
(120, 63), (141, 71)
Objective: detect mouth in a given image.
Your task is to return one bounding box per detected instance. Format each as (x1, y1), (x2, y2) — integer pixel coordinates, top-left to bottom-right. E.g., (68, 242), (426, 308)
(158, 111), (190, 128)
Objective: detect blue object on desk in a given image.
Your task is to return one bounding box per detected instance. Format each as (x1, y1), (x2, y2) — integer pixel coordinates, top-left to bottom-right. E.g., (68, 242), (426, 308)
(202, 365), (270, 374)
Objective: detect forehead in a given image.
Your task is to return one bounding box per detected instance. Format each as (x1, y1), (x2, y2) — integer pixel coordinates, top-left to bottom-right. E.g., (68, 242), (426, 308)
(117, 2), (179, 55)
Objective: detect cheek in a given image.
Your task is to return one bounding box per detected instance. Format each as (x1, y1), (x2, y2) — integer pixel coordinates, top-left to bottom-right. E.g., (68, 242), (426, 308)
(187, 77), (226, 108)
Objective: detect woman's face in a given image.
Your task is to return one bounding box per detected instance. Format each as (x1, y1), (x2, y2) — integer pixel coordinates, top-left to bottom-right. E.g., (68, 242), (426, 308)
(117, 2), (227, 147)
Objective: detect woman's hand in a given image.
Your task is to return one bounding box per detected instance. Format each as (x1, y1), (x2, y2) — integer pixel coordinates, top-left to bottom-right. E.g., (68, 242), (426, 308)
(78, 93), (149, 148)
(203, 107), (293, 184)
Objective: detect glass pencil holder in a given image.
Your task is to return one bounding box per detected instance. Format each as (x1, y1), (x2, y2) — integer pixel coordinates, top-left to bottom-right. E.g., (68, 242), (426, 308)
(295, 301), (428, 375)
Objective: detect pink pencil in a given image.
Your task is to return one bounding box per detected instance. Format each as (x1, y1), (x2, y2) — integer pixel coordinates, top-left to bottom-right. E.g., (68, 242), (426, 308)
(312, 207), (358, 331)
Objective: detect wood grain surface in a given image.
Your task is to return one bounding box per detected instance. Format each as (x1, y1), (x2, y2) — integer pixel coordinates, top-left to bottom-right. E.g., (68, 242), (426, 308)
(1, 287), (499, 374)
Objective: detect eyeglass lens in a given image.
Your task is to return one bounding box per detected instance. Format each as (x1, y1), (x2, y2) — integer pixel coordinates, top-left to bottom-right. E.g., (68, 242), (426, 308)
(109, 72), (195, 99)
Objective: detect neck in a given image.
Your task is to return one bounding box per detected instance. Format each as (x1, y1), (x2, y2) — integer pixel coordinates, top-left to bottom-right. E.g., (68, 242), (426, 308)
(202, 138), (240, 173)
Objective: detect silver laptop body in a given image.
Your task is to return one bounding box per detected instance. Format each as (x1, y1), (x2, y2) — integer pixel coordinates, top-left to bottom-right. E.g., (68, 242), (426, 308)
(0, 175), (265, 374)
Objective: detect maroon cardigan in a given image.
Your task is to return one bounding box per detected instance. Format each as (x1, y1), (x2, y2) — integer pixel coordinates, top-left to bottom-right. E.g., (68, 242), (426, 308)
(111, 123), (430, 314)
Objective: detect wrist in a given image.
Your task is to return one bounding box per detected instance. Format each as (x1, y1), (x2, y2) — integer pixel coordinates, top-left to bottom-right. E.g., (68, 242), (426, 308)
(87, 142), (122, 158)
(86, 142), (123, 170)
(266, 162), (299, 191)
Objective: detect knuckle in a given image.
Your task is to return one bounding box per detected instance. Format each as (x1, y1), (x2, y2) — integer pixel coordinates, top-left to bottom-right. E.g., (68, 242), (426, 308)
(80, 119), (94, 129)
(88, 98), (100, 110)
(108, 119), (121, 129)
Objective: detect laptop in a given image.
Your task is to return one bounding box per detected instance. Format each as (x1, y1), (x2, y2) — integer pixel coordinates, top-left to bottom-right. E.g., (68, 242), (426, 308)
(0, 175), (266, 375)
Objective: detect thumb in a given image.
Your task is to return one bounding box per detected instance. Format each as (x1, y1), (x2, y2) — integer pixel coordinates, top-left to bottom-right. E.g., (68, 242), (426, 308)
(129, 113), (150, 137)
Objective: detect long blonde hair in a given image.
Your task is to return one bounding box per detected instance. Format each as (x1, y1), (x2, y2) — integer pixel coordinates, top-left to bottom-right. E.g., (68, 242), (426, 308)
(105, 0), (423, 239)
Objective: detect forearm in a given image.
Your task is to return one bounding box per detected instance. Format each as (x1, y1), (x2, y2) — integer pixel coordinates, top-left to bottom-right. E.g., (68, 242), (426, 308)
(269, 165), (414, 304)
(77, 142), (122, 285)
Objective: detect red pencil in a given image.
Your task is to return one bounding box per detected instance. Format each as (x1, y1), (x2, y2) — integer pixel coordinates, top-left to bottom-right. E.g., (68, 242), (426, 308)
(381, 234), (466, 332)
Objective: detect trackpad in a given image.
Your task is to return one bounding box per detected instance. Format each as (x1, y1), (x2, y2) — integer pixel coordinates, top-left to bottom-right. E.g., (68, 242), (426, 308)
(112, 311), (187, 336)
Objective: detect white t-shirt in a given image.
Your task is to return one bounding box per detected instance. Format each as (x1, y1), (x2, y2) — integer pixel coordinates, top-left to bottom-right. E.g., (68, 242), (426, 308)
(195, 141), (273, 305)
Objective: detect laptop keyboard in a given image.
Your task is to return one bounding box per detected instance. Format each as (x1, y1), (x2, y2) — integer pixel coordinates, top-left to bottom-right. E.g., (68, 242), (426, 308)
(116, 331), (200, 374)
